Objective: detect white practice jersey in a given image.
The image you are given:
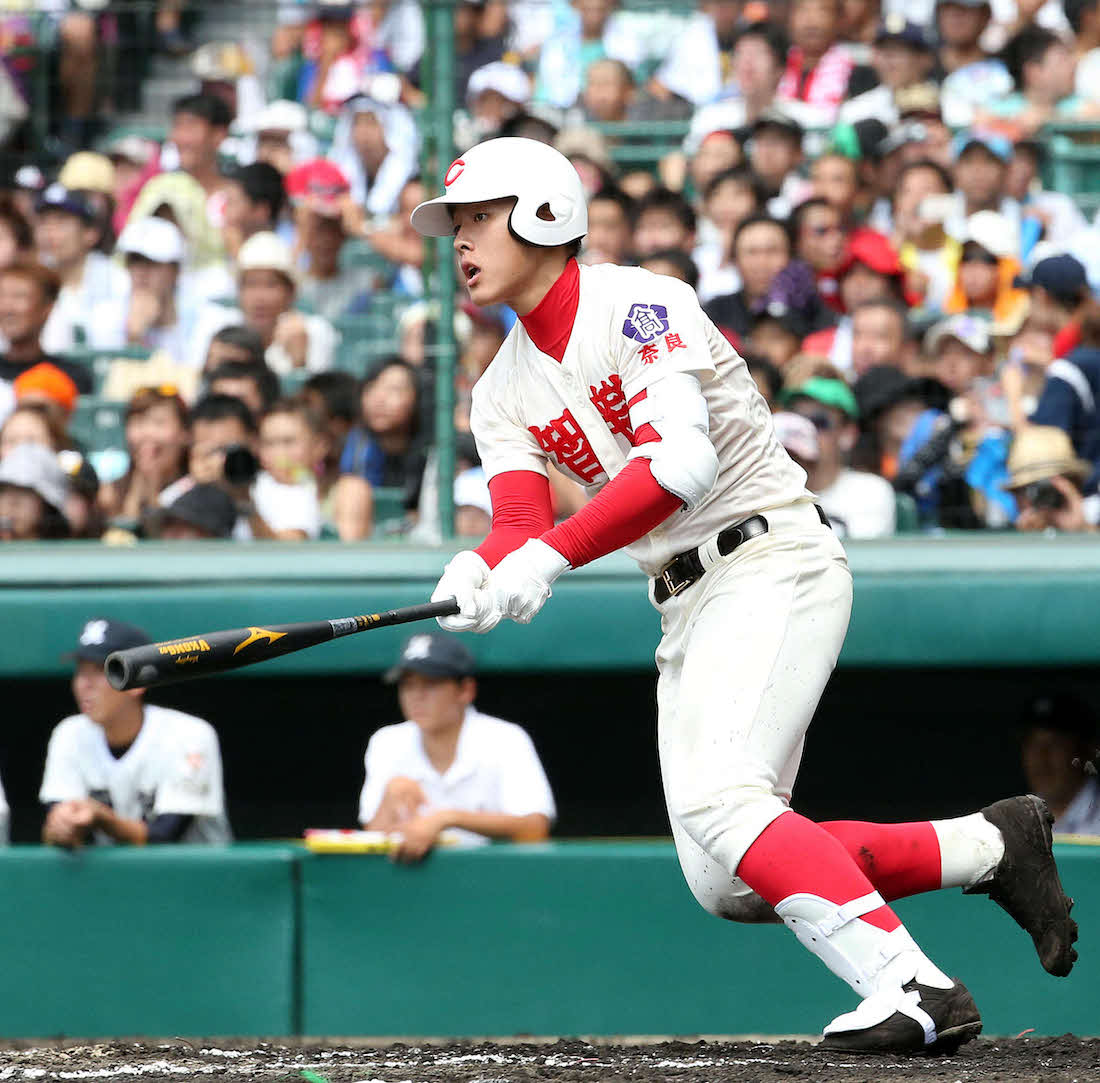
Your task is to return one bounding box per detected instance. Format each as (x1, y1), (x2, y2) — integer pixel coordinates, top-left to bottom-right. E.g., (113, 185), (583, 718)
(471, 263), (813, 575)
(39, 705), (231, 844)
(358, 707), (556, 846)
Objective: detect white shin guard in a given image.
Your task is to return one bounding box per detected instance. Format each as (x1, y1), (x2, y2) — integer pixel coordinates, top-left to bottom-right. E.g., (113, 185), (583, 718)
(774, 891), (953, 1000)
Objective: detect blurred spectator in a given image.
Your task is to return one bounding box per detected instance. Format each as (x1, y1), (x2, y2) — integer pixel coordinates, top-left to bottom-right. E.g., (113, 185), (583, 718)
(127, 172), (225, 280)
(341, 358), (426, 492)
(783, 376), (896, 535)
(640, 249), (700, 290)
(653, 0), (745, 107)
(582, 58), (635, 123)
(1020, 693), (1100, 836)
(947, 131), (1013, 235)
(891, 158), (958, 314)
(234, 101), (316, 175)
(35, 186), (128, 355)
(944, 211), (1027, 330)
(191, 232), (338, 372)
(57, 152), (117, 254)
(0, 442), (70, 540)
(1005, 141), (1090, 259)
(777, 0), (854, 126)
(936, 0), (1013, 128)
(748, 110), (809, 217)
(839, 19), (935, 126)
(0, 401), (69, 462)
(745, 353), (784, 409)
(1070, 0), (1100, 101)
(706, 214), (795, 341)
(1030, 300), (1100, 487)
(453, 466), (493, 539)
(331, 91), (420, 218)
(221, 163), (289, 260)
(853, 363), (931, 478)
(465, 62), (532, 139)
(792, 197), (848, 303)
(632, 188), (696, 261)
(850, 298), (915, 378)
(924, 313), (994, 397)
(694, 167), (767, 303)
(254, 398), (326, 540)
(167, 93), (234, 202)
(534, 0), (646, 110)
(57, 449), (103, 540)
(98, 387), (190, 524)
(40, 619), (230, 848)
(455, 0), (509, 102)
(359, 631), (554, 860)
(810, 151), (861, 222)
(12, 365), (79, 428)
(87, 218), (194, 360)
(1016, 254), (1093, 343)
(207, 361), (280, 419)
(54, 7), (104, 151)
(363, 176), (427, 297)
(582, 186), (635, 266)
(104, 135), (160, 237)
(298, 3), (362, 113)
(983, 26), (1095, 137)
(0, 200), (33, 271)
(301, 371), (374, 540)
(1007, 425), (1096, 532)
(0, 263), (93, 420)
(146, 482), (239, 540)
(203, 324), (266, 374)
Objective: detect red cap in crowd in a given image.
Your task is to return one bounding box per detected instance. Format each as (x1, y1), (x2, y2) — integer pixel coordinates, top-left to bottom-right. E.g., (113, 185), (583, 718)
(285, 158), (351, 217)
(14, 363), (79, 416)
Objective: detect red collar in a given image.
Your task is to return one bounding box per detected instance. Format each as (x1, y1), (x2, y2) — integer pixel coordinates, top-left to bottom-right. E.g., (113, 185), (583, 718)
(519, 258), (580, 363)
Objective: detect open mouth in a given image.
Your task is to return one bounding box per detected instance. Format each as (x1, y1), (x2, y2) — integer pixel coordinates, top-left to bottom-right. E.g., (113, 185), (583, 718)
(462, 262), (481, 288)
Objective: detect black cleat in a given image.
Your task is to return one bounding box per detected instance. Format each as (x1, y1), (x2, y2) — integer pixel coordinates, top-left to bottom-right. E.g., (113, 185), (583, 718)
(820, 980), (982, 1055)
(965, 795), (1078, 977)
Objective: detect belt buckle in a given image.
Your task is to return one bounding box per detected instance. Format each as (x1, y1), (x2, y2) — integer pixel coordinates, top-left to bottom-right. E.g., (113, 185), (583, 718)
(661, 566), (689, 599)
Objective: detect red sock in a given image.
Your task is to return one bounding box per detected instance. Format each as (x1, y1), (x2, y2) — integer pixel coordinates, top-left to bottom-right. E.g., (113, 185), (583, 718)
(820, 820), (942, 901)
(737, 812), (901, 932)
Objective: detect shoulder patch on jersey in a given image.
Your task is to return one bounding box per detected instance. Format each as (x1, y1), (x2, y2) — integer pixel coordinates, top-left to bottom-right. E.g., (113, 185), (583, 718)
(622, 302), (670, 344)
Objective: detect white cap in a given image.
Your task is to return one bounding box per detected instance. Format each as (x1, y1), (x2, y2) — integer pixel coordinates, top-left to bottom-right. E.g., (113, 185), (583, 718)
(411, 137), (588, 248)
(466, 62), (532, 108)
(250, 99), (308, 135)
(962, 210), (1018, 260)
(453, 466), (492, 516)
(117, 217), (185, 264)
(0, 443), (69, 513)
(925, 312), (993, 355)
(237, 231), (297, 283)
(772, 412), (820, 463)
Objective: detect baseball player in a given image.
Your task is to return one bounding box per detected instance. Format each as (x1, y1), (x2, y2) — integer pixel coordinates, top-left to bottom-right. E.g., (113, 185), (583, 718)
(40, 619), (231, 847)
(411, 138), (1078, 1053)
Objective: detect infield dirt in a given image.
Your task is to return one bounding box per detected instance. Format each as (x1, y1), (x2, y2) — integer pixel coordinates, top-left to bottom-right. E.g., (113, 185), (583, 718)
(1, 1035), (1098, 1082)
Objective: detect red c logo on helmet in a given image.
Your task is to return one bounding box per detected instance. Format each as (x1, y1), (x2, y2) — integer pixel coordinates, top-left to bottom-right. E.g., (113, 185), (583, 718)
(444, 159), (465, 187)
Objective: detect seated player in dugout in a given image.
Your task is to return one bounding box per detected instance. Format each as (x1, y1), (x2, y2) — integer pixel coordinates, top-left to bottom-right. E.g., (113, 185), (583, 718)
(359, 632), (554, 863)
(411, 138), (1078, 1054)
(40, 619), (231, 848)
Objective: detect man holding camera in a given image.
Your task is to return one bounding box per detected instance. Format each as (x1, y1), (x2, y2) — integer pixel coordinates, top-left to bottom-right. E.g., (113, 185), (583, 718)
(1008, 425), (1097, 533)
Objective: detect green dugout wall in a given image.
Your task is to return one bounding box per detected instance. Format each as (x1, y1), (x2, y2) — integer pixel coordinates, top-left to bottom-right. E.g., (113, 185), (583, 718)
(0, 841), (1096, 1039)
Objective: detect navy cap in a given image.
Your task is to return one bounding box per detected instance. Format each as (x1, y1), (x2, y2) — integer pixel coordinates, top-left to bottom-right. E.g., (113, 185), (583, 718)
(65, 618), (151, 664)
(384, 632), (475, 683)
(875, 16), (933, 50)
(1014, 254), (1088, 304)
(35, 183), (96, 223)
(147, 483), (237, 538)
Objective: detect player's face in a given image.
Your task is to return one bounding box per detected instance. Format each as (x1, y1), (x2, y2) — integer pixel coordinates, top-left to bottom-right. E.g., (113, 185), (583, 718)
(398, 672), (474, 734)
(451, 198), (549, 309)
(72, 659), (138, 726)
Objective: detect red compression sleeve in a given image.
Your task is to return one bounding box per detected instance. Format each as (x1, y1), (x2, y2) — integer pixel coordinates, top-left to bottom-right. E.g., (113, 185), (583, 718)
(475, 471), (555, 569)
(541, 458), (682, 569)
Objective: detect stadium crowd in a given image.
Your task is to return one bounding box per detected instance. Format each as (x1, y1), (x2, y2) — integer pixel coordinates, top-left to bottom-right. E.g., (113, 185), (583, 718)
(1, 0), (1100, 546)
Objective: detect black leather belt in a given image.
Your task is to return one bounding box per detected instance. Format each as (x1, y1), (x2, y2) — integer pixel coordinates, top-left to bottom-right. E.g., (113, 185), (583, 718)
(653, 505), (830, 604)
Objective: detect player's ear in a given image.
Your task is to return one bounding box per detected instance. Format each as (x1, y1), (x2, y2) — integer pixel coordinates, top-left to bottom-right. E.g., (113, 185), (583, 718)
(459, 676), (477, 705)
(838, 423), (858, 454)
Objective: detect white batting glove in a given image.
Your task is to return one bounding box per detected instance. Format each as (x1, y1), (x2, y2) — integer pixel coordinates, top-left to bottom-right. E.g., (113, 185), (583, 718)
(488, 538), (570, 625)
(431, 550), (501, 634)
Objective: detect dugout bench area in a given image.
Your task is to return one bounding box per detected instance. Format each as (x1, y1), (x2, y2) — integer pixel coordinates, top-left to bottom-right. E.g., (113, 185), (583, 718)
(0, 839), (1097, 1040)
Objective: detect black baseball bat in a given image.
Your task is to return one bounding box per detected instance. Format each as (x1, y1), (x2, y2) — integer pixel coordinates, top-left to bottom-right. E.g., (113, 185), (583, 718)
(104, 598), (461, 691)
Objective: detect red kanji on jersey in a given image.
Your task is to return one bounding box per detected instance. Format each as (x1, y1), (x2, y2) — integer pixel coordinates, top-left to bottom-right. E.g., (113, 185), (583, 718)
(589, 374), (634, 440)
(665, 333), (686, 351)
(529, 409), (605, 484)
(639, 343), (659, 365)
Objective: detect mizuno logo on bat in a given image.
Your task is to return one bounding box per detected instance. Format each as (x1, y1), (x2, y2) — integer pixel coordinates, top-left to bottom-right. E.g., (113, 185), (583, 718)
(233, 627), (288, 655)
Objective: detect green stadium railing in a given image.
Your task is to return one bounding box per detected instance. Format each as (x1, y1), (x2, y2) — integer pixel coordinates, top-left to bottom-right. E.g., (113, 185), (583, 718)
(3, 533), (1100, 678)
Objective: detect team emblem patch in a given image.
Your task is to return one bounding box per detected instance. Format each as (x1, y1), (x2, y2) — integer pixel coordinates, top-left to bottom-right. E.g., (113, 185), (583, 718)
(404, 635), (433, 660)
(622, 303), (670, 344)
(80, 620), (109, 646)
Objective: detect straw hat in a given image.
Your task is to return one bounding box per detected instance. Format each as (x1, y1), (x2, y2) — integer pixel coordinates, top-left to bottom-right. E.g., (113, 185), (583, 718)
(1005, 426), (1091, 490)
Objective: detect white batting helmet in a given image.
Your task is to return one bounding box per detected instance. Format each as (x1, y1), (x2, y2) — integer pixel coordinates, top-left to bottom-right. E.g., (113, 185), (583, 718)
(410, 137), (588, 247)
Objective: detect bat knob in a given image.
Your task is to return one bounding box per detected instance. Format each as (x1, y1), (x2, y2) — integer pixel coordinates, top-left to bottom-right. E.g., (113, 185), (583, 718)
(104, 651), (132, 690)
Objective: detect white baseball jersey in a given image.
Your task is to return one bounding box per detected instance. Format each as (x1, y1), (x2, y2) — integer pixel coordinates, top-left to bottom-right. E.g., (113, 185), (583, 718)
(358, 707), (556, 846)
(471, 263), (813, 575)
(39, 705), (231, 844)
(0, 773), (8, 845)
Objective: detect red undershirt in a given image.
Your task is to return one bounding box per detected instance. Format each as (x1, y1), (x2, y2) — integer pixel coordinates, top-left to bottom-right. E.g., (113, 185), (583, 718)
(474, 260), (683, 570)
